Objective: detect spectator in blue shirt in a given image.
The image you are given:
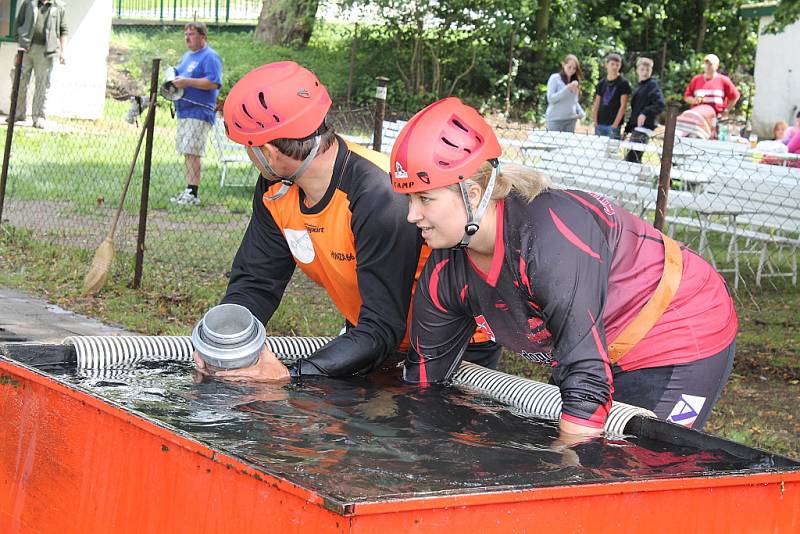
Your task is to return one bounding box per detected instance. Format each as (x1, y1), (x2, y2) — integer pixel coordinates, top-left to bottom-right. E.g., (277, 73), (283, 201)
(169, 22), (222, 206)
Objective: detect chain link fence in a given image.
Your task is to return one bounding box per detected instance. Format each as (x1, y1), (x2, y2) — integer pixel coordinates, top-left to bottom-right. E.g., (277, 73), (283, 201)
(0, 49), (378, 290)
(1, 52), (798, 313)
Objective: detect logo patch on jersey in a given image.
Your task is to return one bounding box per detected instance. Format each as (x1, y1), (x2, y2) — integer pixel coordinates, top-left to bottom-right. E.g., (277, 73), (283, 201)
(284, 228), (315, 264)
(330, 250), (355, 262)
(519, 350), (552, 364)
(305, 223), (324, 233)
(667, 394), (706, 427)
(474, 314), (496, 342)
(394, 161), (408, 179)
(588, 191), (616, 216)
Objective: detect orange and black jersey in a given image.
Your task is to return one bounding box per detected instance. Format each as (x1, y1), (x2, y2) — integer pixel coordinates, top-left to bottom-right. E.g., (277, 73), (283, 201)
(222, 136), (425, 376)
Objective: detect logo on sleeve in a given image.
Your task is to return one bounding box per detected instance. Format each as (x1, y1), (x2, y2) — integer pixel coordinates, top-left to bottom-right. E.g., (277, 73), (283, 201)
(474, 314), (496, 342)
(284, 228), (315, 264)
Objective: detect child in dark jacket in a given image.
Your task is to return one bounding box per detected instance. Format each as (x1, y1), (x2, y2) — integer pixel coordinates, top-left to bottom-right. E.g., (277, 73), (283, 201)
(625, 57), (666, 163)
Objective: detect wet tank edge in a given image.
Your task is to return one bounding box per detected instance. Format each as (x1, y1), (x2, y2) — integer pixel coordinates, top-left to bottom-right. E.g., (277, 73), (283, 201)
(625, 414), (800, 467)
(0, 349), (356, 515)
(3, 342), (800, 513)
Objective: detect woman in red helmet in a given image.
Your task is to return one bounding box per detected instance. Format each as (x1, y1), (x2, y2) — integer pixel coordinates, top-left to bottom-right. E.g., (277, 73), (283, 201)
(391, 97), (737, 436)
(194, 63), (499, 382)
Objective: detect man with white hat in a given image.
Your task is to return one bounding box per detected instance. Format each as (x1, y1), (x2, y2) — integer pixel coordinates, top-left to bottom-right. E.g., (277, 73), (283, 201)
(683, 53), (739, 116)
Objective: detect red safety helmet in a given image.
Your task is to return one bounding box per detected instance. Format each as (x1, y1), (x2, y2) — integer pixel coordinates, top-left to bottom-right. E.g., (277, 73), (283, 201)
(223, 61), (332, 147)
(390, 97), (501, 194)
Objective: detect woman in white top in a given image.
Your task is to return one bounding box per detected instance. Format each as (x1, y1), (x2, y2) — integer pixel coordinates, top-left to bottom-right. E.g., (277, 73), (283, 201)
(545, 54), (586, 132)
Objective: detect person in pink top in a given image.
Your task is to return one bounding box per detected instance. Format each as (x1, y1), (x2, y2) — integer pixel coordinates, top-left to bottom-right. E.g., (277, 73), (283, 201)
(684, 54), (740, 116)
(389, 97), (738, 440)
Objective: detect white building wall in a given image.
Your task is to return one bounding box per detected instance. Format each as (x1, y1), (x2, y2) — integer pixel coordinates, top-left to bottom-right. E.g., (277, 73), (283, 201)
(0, 0), (111, 120)
(752, 16), (800, 138)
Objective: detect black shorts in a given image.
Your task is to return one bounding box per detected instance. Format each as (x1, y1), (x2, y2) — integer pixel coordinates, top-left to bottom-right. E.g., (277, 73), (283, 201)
(463, 340), (502, 369)
(611, 340), (736, 430)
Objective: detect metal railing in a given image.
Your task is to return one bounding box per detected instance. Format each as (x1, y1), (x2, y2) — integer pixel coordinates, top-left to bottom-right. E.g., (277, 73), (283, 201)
(115, 0), (263, 23)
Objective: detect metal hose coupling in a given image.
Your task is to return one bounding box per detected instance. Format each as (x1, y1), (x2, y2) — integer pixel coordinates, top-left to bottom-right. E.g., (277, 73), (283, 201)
(192, 304), (266, 369)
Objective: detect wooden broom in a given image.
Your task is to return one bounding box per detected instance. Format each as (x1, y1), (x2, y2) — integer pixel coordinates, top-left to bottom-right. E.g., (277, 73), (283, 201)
(83, 98), (156, 295)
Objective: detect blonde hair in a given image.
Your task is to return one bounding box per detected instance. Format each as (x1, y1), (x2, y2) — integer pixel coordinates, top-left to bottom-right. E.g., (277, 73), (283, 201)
(448, 162), (552, 203)
(773, 120), (789, 140)
(636, 57), (654, 69)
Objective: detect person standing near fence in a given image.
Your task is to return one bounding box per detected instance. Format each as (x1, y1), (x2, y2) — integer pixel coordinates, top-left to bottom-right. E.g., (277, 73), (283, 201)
(624, 57), (665, 163)
(545, 54), (585, 133)
(390, 97), (738, 437)
(169, 22), (222, 206)
(591, 53), (631, 139)
(8, 0), (68, 129)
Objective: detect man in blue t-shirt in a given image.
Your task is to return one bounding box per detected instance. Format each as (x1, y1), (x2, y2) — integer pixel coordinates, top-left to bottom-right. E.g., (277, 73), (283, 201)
(169, 22), (222, 206)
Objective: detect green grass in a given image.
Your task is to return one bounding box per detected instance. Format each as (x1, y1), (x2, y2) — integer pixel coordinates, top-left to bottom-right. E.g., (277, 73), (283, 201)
(111, 25), (353, 99)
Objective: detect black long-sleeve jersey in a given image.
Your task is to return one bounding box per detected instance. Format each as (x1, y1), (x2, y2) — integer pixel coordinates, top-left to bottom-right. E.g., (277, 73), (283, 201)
(223, 137), (425, 376)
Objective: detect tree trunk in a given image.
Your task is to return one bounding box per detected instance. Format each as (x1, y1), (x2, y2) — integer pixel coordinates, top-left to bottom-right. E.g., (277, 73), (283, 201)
(504, 32), (517, 116)
(696, 0), (711, 52)
(346, 24), (359, 106)
(254, 0), (320, 48)
(532, 0), (551, 63)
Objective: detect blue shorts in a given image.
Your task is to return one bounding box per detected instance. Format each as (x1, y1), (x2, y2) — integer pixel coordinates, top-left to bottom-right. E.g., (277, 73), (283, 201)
(595, 124), (621, 139)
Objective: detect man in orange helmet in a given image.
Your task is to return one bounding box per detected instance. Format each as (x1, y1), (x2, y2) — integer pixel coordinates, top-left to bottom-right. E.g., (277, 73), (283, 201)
(193, 62), (499, 381)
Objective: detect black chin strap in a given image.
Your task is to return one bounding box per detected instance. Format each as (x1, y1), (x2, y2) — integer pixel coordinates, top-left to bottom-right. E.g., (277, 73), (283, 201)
(455, 160), (499, 249)
(248, 135), (322, 201)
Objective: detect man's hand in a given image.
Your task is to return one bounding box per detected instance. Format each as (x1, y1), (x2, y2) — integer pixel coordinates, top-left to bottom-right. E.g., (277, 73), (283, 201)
(193, 345), (291, 383)
(58, 51), (66, 65)
(637, 113), (646, 127)
(171, 76), (192, 89)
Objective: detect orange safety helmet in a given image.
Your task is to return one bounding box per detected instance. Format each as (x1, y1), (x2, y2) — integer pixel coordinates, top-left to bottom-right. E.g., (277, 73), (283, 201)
(223, 61), (332, 147)
(390, 97), (502, 194)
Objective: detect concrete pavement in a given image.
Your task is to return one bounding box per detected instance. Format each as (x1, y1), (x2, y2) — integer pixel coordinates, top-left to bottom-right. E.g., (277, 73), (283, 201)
(0, 287), (130, 344)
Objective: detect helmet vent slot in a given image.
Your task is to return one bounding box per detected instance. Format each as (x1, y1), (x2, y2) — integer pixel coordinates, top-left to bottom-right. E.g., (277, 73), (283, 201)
(451, 118), (468, 132)
(258, 92), (268, 110)
(438, 161), (450, 167)
(273, 114), (281, 123)
(441, 137), (458, 148)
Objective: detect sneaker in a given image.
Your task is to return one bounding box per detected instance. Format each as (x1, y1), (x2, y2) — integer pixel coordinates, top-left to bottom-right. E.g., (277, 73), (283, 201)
(4, 116), (24, 124)
(32, 118), (47, 129)
(170, 188), (200, 205)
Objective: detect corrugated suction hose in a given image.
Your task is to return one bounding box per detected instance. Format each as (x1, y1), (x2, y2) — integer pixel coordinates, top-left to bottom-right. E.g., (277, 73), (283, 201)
(63, 335), (655, 434)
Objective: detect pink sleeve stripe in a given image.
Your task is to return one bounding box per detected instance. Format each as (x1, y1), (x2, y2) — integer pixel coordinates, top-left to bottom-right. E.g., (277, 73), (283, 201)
(549, 208), (602, 261)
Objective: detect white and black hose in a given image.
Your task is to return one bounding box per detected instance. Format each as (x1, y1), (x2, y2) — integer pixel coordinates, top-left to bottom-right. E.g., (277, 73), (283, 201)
(63, 335), (654, 434)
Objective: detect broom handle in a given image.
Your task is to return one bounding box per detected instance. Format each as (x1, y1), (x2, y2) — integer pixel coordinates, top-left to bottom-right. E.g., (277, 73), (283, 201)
(108, 99), (157, 238)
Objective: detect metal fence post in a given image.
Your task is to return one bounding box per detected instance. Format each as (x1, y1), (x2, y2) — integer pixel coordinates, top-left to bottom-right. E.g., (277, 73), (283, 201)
(132, 58), (160, 289)
(372, 77), (389, 153)
(0, 49), (25, 229)
(653, 102), (680, 232)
